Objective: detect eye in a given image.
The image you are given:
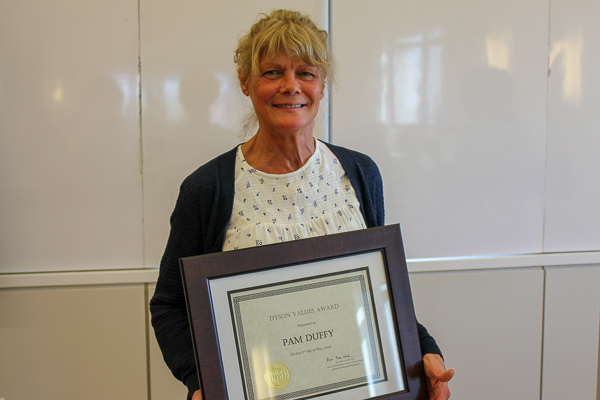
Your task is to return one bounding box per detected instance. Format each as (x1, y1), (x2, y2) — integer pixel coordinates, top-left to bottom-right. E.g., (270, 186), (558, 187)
(298, 72), (316, 80)
(298, 67), (321, 81)
(263, 70), (281, 79)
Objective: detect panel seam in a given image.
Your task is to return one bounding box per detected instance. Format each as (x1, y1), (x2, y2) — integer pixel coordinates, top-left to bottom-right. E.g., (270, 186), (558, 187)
(541, 0), (552, 254)
(138, 0), (146, 268)
(539, 267), (547, 400)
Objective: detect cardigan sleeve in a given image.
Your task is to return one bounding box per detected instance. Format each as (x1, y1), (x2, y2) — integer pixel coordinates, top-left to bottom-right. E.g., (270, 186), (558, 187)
(150, 148), (236, 399)
(150, 178), (204, 397)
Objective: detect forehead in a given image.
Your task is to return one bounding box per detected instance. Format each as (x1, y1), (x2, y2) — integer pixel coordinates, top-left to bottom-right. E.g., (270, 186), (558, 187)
(259, 53), (318, 69)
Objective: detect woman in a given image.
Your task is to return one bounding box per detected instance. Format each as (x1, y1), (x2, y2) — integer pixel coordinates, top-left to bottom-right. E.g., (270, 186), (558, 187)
(150, 9), (454, 400)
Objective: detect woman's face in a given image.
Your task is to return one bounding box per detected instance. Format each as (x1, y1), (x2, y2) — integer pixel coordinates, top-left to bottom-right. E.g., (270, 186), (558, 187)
(241, 52), (324, 137)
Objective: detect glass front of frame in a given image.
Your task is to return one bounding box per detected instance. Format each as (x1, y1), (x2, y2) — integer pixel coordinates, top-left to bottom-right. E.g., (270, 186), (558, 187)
(209, 250), (406, 400)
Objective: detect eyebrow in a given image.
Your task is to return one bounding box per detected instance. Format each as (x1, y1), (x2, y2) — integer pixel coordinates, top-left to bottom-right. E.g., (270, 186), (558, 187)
(260, 61), (317, 69)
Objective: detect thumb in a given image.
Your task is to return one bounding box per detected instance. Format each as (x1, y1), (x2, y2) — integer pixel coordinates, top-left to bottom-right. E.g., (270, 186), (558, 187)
(424, 353), (455, 382)
(435, 367), (455, 382)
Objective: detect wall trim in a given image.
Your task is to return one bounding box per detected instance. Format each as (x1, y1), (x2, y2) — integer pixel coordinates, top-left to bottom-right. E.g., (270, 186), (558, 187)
(0, 268), (159, 289)
(407, 251), (600, 273)
(1, 251), (599, 288)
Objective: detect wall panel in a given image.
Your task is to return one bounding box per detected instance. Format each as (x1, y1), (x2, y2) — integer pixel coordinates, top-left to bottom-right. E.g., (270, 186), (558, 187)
(0, 284), (148, 399)
(410, 268), (544, 400)
(543, 0), (600, 252)
(542, 265), (600, 400)
(330, 0), (548, 258)
(0, 0), (143, 273)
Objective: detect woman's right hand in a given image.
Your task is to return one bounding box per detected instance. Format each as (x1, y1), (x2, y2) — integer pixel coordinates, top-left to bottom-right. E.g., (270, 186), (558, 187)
(192, 390), (203, 400)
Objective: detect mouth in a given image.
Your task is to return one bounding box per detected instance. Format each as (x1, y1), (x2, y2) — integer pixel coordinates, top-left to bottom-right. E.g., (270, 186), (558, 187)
(274, 104), (305, 108)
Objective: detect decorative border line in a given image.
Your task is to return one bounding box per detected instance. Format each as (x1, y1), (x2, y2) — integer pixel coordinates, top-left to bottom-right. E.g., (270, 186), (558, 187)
(229, 270), (383, 400)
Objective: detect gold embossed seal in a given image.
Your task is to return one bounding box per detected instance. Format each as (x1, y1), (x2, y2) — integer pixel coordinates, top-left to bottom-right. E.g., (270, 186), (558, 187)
(264, 362), (290, 390)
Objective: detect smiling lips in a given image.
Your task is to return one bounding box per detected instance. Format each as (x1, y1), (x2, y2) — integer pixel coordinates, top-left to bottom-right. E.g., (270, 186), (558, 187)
(274, 104), (304, 108)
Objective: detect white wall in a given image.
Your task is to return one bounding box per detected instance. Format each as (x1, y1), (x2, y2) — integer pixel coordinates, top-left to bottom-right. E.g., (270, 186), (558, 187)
(1, 0), (599, 399)
(0, 0), (144, 273)
(543, 0), (600, 252)
(3, 0), (598, 275)
(331, 0), (549, 258)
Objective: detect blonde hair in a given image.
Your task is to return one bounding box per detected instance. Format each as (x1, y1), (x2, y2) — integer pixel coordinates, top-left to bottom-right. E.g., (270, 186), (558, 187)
(235, 9), (334, 84)
(234, 10), (334, 136)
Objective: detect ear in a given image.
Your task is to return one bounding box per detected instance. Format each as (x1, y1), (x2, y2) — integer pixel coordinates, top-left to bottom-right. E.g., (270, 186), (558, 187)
(239, 75), (250, 97)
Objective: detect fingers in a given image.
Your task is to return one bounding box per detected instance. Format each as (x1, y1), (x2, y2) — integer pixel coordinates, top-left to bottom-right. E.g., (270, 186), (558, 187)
(423, 353), (454, 399)
(428, 381), (451, 400)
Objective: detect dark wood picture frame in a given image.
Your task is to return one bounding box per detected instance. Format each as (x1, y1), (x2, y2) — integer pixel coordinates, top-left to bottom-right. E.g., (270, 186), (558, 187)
(180, 224), (428, 400)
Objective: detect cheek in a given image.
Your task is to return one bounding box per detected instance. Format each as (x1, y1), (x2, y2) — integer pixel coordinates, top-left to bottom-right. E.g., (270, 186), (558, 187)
(252, 83), (277, 102)
(313, 88), (325, 105)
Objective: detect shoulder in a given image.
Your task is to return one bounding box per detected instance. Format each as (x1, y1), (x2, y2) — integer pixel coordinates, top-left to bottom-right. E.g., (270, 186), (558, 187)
(321, 141), (381, 176)
(179, 146), (239, 194)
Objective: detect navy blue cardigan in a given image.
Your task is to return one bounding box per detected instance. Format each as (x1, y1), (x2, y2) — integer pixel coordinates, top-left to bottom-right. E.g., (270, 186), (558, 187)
(150, 142), (441, 397)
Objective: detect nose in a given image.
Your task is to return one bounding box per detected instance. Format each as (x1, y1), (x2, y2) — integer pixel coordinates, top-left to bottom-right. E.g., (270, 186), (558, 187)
(280, 72), (300, 94)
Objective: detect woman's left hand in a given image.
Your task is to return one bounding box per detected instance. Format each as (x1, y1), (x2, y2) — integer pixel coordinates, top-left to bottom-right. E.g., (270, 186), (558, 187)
(423, 353), (454, 399)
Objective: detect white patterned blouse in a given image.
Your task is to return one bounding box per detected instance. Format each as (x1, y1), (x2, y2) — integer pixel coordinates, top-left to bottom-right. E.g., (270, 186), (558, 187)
(222, 140), (366, 251)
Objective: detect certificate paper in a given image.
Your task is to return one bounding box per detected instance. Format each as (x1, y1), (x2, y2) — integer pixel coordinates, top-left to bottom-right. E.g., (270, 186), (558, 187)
(228, 268), (385, 400)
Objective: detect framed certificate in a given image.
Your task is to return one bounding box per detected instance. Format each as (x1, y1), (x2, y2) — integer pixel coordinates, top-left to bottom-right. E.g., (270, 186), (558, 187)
(180, 224), (428, 400)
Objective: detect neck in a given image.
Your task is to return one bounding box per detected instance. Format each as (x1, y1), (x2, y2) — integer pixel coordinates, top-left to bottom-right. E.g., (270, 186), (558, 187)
(241, 128), (316, 174)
